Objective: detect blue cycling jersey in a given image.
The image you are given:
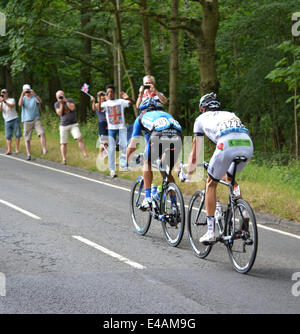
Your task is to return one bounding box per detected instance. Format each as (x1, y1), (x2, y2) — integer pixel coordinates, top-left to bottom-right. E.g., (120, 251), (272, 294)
(132, 111), (182, 138)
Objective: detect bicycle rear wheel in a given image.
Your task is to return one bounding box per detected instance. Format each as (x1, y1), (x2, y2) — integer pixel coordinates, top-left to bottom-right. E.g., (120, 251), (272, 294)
(226, 199), (258, 274)
(160, 183), (185, 247)
(130, 177), (152, 235)
(187, 190), (212, 258)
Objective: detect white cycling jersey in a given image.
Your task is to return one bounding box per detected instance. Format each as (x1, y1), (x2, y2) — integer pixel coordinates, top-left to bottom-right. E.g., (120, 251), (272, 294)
(193, 111), (248, 144)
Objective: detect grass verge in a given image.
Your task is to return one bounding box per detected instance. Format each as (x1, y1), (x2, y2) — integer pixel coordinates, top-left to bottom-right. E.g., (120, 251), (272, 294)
(1, 122), (299, 223)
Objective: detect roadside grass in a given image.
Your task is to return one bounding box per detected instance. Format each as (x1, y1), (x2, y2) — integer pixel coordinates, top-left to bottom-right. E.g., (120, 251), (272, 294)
(1, 119), (299, 223)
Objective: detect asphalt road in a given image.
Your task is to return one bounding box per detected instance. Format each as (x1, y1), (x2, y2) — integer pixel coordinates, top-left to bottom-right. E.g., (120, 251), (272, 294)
(0, 152), (299, 314)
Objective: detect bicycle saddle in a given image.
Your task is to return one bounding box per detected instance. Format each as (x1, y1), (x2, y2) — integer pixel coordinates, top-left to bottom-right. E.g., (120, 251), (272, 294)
(233, 156), (247, 163)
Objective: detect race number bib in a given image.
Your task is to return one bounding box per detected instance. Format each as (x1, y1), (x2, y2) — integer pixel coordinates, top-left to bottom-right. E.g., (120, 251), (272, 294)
(153, 117), (169, 130)
(219, 117), (244, 133)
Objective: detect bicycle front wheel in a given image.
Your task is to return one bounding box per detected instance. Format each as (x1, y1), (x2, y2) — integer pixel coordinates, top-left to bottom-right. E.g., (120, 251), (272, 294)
(226, 199), (258, 274)
(160, 183), (185, 247)
(130, 177), (152, 235)
(187, 190), (212, 258)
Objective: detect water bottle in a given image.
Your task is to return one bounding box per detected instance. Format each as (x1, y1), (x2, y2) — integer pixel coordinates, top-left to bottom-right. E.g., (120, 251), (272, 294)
(154, 185), (162, 201)
(151, 184), (157, 199)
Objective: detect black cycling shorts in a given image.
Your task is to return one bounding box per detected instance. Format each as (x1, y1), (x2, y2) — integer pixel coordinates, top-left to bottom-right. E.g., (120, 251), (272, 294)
(144, 129), (182, 171)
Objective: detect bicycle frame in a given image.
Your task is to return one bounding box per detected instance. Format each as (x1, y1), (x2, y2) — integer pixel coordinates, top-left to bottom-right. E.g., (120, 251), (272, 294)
(149, 168), (170, 221)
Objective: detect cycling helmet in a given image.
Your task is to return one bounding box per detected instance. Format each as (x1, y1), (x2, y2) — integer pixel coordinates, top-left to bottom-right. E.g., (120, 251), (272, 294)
(199, 92), (221, 112)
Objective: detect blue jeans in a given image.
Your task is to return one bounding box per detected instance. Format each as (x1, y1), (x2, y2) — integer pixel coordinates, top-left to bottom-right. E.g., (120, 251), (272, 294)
(108, 128), (127, 171)
(5, 118), (22, 140)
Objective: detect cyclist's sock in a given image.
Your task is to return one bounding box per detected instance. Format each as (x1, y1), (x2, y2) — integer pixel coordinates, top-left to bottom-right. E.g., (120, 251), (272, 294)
(145, 188), (151, 200)
(170, 195), (177, 206)
(207, 216), (215, 232)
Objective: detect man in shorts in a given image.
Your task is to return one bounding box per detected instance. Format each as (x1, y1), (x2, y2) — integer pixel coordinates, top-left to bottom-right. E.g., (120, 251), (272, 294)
(0, 88), (22, 155)
(18, 84), (47, 160)
(55, 90), (87, 165)
(182, 92), (253, 243)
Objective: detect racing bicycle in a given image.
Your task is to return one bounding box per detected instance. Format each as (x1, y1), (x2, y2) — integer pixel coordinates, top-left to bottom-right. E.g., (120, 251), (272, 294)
(187, 156), (258, 274)
(130, 154), (185, 247)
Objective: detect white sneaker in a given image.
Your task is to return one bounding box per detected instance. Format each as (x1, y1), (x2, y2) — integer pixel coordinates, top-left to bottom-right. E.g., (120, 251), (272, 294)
(110, 170), (117, 178)
(139, 198), (152, 211)
(199, 231), (216, 244)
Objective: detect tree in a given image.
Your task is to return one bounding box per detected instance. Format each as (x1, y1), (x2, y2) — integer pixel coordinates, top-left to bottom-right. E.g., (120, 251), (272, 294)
(140, 0), (152, 75)
(169, 0), (179, 117)
(144, 0), (220, 95)
(266, 41), (300, 158)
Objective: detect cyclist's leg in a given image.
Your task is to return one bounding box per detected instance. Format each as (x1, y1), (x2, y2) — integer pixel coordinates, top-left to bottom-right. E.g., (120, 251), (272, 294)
(201, 143), (230, 243)
(225, 134), (254, 198)
(140, 134), (153, 210)
(160, 138), (181, 205)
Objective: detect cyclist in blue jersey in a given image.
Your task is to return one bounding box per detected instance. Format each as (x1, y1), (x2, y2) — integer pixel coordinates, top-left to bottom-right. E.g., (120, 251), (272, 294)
(126, 104), (182, 211)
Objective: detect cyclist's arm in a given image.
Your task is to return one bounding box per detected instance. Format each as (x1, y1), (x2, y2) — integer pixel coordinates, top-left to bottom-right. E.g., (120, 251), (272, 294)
(187, 136), (204, 179)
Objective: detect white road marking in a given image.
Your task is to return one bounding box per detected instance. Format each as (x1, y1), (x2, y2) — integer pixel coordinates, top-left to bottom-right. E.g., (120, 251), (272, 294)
(72, 236), (146, 270)
(1, 153), (300, 240)
(192, 207), (300, 240)
(257, 224), (300, 240)
(0, 154), (130, 193)
(0, 199), (41, 220)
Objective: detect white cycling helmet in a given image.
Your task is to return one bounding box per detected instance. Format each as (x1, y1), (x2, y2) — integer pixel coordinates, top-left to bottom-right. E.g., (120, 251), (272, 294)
(199, 92), (220, 111)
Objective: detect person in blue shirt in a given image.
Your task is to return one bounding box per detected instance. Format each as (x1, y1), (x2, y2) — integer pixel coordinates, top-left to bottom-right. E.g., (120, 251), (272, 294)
(126, 100), (182, 210)
(18, 84), (47, 160)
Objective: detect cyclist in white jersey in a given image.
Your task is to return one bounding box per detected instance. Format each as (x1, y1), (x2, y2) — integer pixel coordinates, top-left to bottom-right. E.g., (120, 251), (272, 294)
(181, 93), (253, 243)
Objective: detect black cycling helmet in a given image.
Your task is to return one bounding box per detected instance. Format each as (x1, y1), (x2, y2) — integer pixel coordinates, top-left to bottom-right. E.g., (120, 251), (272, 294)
(199, 92), (221, 112)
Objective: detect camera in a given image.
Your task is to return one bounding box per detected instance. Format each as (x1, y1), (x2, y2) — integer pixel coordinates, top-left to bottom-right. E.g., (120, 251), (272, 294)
(58, 96), (64, 100)
(25, 90), (31, 94)
(143, 85), (151, 90)
(98, 92), (106, 97)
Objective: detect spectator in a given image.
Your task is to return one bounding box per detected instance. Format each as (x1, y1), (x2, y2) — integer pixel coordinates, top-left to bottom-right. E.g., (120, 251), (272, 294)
(54, 90), (87, 165)
(18, 84), (47, 160)
(136, 75), (168, 113)
(91, 91), (108, 158)
(0, 89), (22, 155)
(100, 85), (134, 178)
